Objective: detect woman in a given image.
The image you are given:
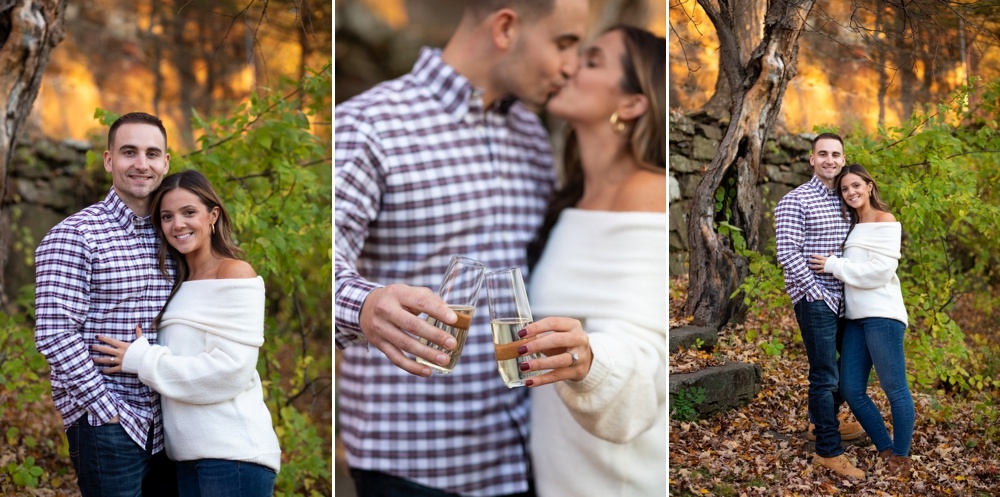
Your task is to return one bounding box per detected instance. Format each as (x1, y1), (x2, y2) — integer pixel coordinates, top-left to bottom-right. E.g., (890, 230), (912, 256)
(518, 25), (666, 497)
(94, 170), (281, 496)
(808, 163), (914, 478)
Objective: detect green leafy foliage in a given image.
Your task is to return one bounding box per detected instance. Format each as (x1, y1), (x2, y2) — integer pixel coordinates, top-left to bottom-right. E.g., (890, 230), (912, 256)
(671, 386), (707, 422)
(273, 406), (330, 497)
(0, 311), (47, 422)
(0, 289), (54, 489)
(760, 338), (785, 357)
(846, 78), (1000, 392)
(6, 457), (44, 488)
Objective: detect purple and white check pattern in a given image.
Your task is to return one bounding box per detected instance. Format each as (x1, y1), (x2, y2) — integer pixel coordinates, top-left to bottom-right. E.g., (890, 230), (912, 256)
(35, 189), (173, 452)
(335, 48), (553, 496)
(775, 175), (851, 314)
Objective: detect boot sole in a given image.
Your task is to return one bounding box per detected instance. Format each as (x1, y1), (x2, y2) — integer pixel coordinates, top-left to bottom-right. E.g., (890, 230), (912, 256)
(805, 430), (867, 441)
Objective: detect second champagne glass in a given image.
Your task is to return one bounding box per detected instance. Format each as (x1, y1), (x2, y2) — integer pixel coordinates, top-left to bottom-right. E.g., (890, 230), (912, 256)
(485, 267), (543, 388)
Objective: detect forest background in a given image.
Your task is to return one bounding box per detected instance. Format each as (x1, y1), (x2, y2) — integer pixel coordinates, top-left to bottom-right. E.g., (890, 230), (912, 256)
(670, 0), (1000, 493)
(1, 1), (333, 496)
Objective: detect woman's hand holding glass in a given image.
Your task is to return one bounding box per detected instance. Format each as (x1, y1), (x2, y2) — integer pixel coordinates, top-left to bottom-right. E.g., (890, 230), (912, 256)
(514, 317), (592, 387)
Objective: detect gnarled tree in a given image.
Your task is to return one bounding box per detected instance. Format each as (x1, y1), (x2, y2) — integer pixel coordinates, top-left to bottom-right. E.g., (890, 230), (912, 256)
(683, 0), (816, 328)
(0, 0), (67, 306)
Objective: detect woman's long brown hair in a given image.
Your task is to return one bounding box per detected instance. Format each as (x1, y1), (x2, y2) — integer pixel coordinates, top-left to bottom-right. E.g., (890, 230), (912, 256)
(149, 170), (244, 326)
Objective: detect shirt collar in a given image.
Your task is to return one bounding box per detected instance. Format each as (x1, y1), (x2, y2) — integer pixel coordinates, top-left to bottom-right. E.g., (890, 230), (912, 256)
(412, 47), (517, 119)
(104, 188), (149, 228)
(807, 175), (838, 196)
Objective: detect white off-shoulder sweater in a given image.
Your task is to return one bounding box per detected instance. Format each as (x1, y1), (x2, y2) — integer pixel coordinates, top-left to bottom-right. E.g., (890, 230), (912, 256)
(122, 276), (281, 472)
(823, 222), (908, 325)
(528, 208), (667, 497)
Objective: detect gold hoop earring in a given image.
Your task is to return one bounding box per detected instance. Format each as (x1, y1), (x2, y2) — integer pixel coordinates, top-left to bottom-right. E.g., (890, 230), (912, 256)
(211, 223), (216, 235)
(610, 112), (626, 133)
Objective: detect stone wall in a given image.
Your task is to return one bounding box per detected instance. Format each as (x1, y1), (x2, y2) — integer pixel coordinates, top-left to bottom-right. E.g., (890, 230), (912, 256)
(668, 111), (818, 277)
(2, 139), (103, 298)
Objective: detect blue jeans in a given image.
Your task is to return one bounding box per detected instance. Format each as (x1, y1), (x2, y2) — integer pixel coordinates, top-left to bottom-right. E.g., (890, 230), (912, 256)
(349, 469), (536, 497)
(840, 317), (914, 456)
(176, 459), (276, 497)
(794, 299), (845, 457)
(67, 417), (177, 497)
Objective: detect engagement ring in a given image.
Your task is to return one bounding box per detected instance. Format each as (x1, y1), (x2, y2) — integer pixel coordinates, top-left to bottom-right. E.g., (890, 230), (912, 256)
(568, 351), (579, 367)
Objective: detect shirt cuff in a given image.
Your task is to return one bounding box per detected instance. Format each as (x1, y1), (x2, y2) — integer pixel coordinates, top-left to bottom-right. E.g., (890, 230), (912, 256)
(805, 286), (827, 302)
(88, 392), (120, 425)
(335, 280), (382, 349)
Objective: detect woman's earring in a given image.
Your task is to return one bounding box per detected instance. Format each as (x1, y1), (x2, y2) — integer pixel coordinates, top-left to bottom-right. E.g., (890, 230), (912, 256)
(211, 223), (216, 235)
(609, 112), (626, 133)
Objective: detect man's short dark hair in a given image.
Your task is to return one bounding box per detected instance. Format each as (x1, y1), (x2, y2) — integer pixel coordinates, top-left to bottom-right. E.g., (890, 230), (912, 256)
(812, 132), (843, 152)
(466, 0), (555, 22)
(108, 112), (168, 151)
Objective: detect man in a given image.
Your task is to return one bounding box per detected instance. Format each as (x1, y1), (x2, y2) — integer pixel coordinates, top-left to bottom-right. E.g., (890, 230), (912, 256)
(35, 112), (177, 496)
(335, 0), (588, 495)
(775, 132), (865, 479)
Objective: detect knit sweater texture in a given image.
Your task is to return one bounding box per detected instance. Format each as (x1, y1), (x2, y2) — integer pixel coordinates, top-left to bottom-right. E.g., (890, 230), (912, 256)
(823, 222), (908, 325)
(121, 276), (281, 472)
(527, 209), (666, 497)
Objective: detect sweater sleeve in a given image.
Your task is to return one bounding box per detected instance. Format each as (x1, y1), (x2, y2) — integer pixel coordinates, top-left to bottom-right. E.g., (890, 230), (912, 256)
(824, 252), (898, 289)
(553, 319), (665, 444)
(121, 335), (260, 405)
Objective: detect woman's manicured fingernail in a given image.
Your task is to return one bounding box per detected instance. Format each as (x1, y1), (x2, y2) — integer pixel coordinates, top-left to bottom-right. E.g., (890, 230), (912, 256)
(519, 362), (530, 371)
(517, 328), (527, 338)
(517, 345), (528, 355)
(525, 379), (534, 387)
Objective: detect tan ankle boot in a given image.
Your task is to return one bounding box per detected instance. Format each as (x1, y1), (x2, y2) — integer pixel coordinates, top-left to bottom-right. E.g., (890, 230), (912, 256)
(815, 454), (865, 479)
(806, 421), (866, 441)
(887, 454), (911, 478)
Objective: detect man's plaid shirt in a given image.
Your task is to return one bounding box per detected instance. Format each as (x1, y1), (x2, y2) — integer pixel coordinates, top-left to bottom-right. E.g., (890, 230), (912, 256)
(335, 47), (554, 496)
(35, 189), (173, 452)
(775, 175), (851, 314)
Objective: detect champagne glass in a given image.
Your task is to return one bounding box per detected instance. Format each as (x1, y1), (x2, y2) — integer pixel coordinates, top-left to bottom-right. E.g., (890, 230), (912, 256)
(485, 267), (542, 388)
(417, 256), (486, 374)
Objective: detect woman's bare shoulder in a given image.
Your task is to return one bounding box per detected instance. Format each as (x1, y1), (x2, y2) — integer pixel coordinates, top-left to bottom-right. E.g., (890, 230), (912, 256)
(217, 259), (257, 279)
(612, 169), (666, 213)
(874, 211), (897, 223)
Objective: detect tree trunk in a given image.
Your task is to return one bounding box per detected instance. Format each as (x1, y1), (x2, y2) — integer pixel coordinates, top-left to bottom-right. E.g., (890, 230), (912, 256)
(0, 0), (67, 306)
(683, 0), (815, 329)
(702, 0), (765, 119)
(876, 0), (887, 127)
(171, 0), (196, 149)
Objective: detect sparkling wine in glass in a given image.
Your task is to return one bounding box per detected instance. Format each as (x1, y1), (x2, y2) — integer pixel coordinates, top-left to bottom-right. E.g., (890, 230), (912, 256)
(485, 267), (542, 388)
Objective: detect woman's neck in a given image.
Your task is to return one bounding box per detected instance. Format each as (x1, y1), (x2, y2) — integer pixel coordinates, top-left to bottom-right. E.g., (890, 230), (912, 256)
(185, 248), (222, 281)
(573, 124), (639, 210)
(855, 204), (879, 223)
